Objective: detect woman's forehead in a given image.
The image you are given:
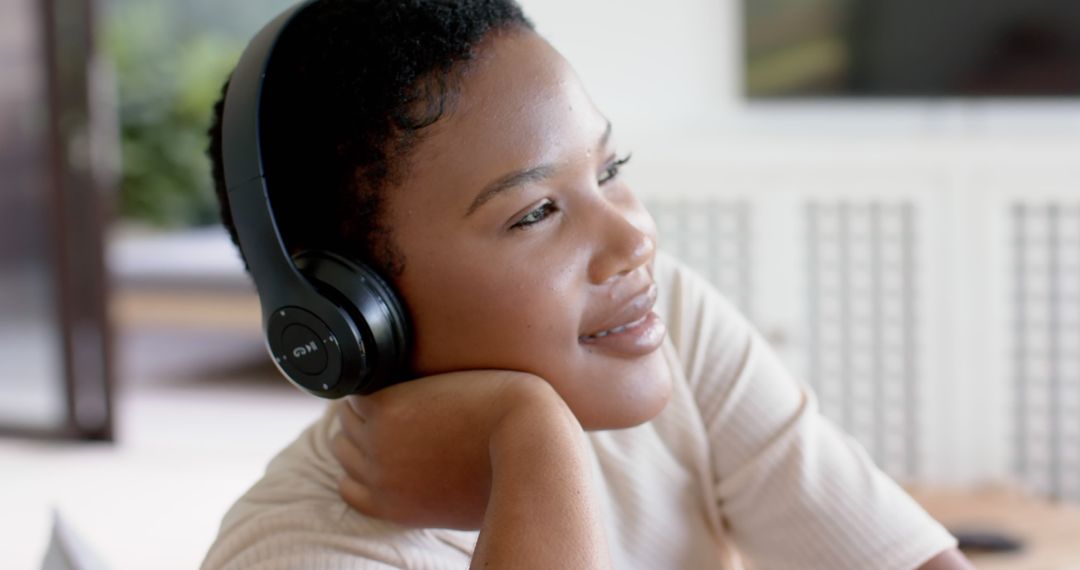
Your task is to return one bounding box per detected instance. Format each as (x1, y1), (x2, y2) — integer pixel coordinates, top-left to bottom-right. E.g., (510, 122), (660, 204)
(402, 31), (609, 203)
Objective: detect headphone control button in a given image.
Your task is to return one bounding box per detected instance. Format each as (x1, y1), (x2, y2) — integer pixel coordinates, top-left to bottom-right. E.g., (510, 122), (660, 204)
(281, 324), (328, 376)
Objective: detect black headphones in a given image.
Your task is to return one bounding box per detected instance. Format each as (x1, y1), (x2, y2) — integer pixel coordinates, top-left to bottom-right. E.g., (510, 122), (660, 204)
(221, 0), (411, 398)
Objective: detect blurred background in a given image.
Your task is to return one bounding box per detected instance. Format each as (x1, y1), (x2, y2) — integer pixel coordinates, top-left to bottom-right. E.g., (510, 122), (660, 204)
(2, 0), (1079, 568)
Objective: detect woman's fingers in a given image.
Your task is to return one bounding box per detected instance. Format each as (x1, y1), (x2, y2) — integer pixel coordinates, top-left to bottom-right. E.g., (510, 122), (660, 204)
(338, 474), (377, 517)
(333, 403), (392, 520)
(337, 399), (371, 442)
(344, 395), (369, 420)
(331, 431), (370, 485)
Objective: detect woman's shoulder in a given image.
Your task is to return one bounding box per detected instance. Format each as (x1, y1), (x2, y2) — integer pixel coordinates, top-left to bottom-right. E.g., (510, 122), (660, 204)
(654, 250), (753, 383)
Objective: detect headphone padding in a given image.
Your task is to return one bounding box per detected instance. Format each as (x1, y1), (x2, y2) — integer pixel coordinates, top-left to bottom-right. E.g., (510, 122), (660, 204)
(294, 251), (411, 394)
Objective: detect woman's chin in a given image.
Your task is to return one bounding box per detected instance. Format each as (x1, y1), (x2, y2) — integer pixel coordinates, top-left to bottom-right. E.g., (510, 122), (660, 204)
(573, 350), (673, 431)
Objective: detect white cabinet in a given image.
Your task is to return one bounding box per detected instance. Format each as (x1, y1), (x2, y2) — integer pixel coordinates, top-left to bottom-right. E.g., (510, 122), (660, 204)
(635, 133), (1080, 500)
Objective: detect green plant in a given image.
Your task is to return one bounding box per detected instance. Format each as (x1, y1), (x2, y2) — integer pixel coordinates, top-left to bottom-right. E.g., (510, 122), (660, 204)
(105, 2), (241, 228)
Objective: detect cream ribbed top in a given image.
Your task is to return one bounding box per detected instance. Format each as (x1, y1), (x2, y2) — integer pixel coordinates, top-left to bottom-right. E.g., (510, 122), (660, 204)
(201, 252), (956, 569)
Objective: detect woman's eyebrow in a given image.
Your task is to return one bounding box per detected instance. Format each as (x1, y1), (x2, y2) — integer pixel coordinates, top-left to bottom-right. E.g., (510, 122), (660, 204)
(464, 120), (613, 218)
(465, 163), (557, 217)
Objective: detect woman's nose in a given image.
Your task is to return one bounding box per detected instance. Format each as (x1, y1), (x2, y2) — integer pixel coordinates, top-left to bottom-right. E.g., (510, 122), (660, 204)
(587, 203), (656, 285)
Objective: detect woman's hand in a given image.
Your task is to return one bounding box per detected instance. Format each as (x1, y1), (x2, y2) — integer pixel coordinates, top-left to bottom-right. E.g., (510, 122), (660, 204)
(332, 370), (576, 530)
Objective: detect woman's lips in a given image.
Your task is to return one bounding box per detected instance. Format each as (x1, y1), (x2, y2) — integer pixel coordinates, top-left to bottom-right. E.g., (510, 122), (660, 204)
(579, 283), (667, 356)
(579, 311), (666, 357)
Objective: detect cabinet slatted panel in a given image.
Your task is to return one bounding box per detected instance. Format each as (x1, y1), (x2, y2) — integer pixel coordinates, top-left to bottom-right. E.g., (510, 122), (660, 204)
(647, 200), (753, 319)
(806, 201), (920, 479)
(1011, 203), (1080, 501)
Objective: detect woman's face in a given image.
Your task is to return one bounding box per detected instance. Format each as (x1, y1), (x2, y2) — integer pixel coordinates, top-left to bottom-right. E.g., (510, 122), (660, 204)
(384, 30), (671, 430)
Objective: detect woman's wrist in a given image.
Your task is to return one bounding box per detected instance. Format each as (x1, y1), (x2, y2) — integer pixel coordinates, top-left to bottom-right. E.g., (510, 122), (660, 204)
(487, 375), (587, 471)
(473, 377), (609, 569)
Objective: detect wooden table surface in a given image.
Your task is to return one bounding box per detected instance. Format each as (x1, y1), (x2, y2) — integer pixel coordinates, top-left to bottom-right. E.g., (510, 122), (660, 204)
(112, 288), (262, 329)
(907, 486), (1080, 569)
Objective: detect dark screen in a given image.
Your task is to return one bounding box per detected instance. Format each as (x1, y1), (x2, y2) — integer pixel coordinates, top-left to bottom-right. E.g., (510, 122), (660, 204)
(744, 0), (1080, 98)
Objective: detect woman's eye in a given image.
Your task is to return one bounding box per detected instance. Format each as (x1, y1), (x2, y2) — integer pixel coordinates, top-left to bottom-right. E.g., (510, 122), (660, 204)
(598, 153), (632, 186)
(511, 201), (558, 230)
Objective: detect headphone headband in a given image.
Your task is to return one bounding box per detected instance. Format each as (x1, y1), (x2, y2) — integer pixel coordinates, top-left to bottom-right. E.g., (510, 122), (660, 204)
(221, 0), (315, 307)
(220, 0), (411, 398)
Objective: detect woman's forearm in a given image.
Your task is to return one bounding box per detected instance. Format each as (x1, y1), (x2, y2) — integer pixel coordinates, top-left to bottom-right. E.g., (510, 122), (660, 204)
(917, 548), (976, 570)
(470, 386), (610, 570)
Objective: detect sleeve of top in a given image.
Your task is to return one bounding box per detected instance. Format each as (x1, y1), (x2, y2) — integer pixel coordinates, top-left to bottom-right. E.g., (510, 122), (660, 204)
(201, 502), (403, 570)
(656, 252), (957, 570)
(200, 403), (475, 570)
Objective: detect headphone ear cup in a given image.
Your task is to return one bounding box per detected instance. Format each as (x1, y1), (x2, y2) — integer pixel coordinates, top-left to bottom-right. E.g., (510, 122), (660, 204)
(293, 250), (411, 394)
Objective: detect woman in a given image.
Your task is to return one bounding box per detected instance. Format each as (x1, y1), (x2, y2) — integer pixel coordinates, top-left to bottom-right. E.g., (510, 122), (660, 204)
(202, 0), (973, 568)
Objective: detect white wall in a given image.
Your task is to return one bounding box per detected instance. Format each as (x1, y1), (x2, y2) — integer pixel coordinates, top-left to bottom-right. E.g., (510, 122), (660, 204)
(517, 0), (739, 134)
(517, 0), (1080, 140)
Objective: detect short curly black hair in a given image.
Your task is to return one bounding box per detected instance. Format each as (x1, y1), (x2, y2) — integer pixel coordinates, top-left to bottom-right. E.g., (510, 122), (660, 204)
(207, 0), (532, 276)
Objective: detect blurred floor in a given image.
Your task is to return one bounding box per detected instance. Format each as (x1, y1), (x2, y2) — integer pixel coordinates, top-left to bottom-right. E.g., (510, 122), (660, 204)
(0, 318), (326, 570)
